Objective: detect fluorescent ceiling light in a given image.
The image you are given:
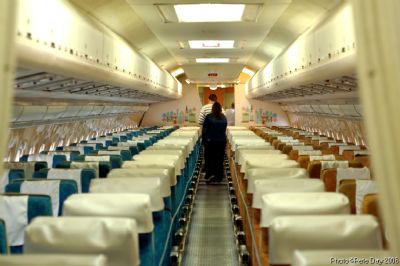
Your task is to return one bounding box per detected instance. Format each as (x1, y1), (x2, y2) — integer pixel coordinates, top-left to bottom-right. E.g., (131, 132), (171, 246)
(171, 67), (184, 77)
(185, 79), (191, 84)
(174, 4), (245, 23)
(189, 40), (235, 49)
(196, 58), (229, 63)
(242, 67), (255, 76)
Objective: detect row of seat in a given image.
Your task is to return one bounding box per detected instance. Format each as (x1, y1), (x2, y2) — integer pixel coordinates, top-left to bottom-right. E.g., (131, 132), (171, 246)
(226, 126), (385, 266)
(0, 126), (201, 266)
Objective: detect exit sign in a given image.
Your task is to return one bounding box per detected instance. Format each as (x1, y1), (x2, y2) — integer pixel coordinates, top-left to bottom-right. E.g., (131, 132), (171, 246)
(208, 73), (218, 77)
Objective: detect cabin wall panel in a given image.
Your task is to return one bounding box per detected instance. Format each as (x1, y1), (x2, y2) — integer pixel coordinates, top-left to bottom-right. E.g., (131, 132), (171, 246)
(141, 81), (202, 126)
(235, 84), (288, 127)
(6, 114), (141, 161)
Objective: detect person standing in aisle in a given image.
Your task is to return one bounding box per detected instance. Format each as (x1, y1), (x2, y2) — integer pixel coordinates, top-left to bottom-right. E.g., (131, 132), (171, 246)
(202, 102), (227, 182)
(198, 93), (218, 126)
(226, 103), (235, 126)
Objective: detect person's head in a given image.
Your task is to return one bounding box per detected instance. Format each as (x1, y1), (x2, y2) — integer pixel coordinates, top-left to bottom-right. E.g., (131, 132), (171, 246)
(208, 94), (217, 103)
(212, 101), (223, 117)
(231, 103), (235, 109)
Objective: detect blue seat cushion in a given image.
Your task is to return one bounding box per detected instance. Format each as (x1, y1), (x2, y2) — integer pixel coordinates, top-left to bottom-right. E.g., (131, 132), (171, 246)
(0, 219), (7, 254)
(139, 233), (155, 266)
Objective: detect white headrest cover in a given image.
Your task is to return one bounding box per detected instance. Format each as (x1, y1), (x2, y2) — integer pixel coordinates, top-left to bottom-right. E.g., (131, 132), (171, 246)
(63, 193), (153, 233)
(309, 155), (336, 161)
(25, 217), (139, 266)
(247, 168), (308, 194)
(293, 250), (391, 266)
(336, 167), (370, 192)
(339, 145), (361, 155)
(320, 160), (349, 171)
(252, 179), (324, 209)
(71, 162), (99, 179)
(292, 146), (313, 151)
(85, 156), (110, 162)
(108, 168), (172, 188)
(269, 215), (383, 265)
(0, 195), (28, 246)
(356, 180), (378, 214)
(133, 154), (183, 171)
(0, 255), (107, 266)
(298, 150), (322, 156)
(238, 150), (282, 165)
(122, 161), (177, 185)
(244, 160), (299, 178)
(241, 154), (290, 172)
(260, 193), (350, 227)
(89, 178), (164, 211)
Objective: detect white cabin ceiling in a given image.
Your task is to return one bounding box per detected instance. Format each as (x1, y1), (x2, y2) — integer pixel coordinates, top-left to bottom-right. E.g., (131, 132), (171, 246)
(68, 0), (343, 84)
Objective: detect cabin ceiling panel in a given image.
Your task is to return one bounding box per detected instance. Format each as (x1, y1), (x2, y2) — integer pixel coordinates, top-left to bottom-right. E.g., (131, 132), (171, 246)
(69, 0), (342, 84)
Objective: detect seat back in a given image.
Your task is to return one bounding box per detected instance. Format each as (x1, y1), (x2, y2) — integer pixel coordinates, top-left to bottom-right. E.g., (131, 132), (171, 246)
(20, 154), (66, 168)
(252, 179), (325, 209)
(58, 161), (111, 178)
(269, 215), (383, 265)
(64, 194), (154, 266)
(247, 168), (308, 194)
(0, 194), (52, 253)
(90, 178), (164, 212)
(322, 167), (370, 192)
(25, 217), (139, 266)
(75, 155), (122, 169)
(5, 180), (77, 216)
(97, 150), (132, 161)
(5, 162), (47, 179)
(33, 168), (96, 193)
(0, 255), (107, 266)
(260, 192), (350, 228)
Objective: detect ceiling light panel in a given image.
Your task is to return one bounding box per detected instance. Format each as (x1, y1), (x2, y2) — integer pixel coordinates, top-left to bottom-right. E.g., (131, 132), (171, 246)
(196, 58), (230, 63)
(189, 40), (235, 49)
(174, 4), (245, 23)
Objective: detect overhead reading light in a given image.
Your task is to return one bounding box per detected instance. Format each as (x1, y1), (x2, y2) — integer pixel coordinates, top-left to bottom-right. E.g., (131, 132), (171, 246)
(174, 4), (245, 23)
(209, 84), (218, 90)
(196, 58), (229, 63)
(189, 40), (235, 49)
(185, 79), (191, 84)
(171, 67), (184, 77)
(242, 67), (255, 76)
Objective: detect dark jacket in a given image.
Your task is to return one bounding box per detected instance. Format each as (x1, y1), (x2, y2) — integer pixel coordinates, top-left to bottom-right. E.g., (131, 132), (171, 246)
(202, 113), (227, 142)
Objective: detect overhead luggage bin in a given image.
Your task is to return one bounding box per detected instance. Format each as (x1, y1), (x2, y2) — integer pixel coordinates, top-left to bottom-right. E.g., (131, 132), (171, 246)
(63, 193), (154, 266)
(0, 255), (107, 266)
(25, 217), (139, 266)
